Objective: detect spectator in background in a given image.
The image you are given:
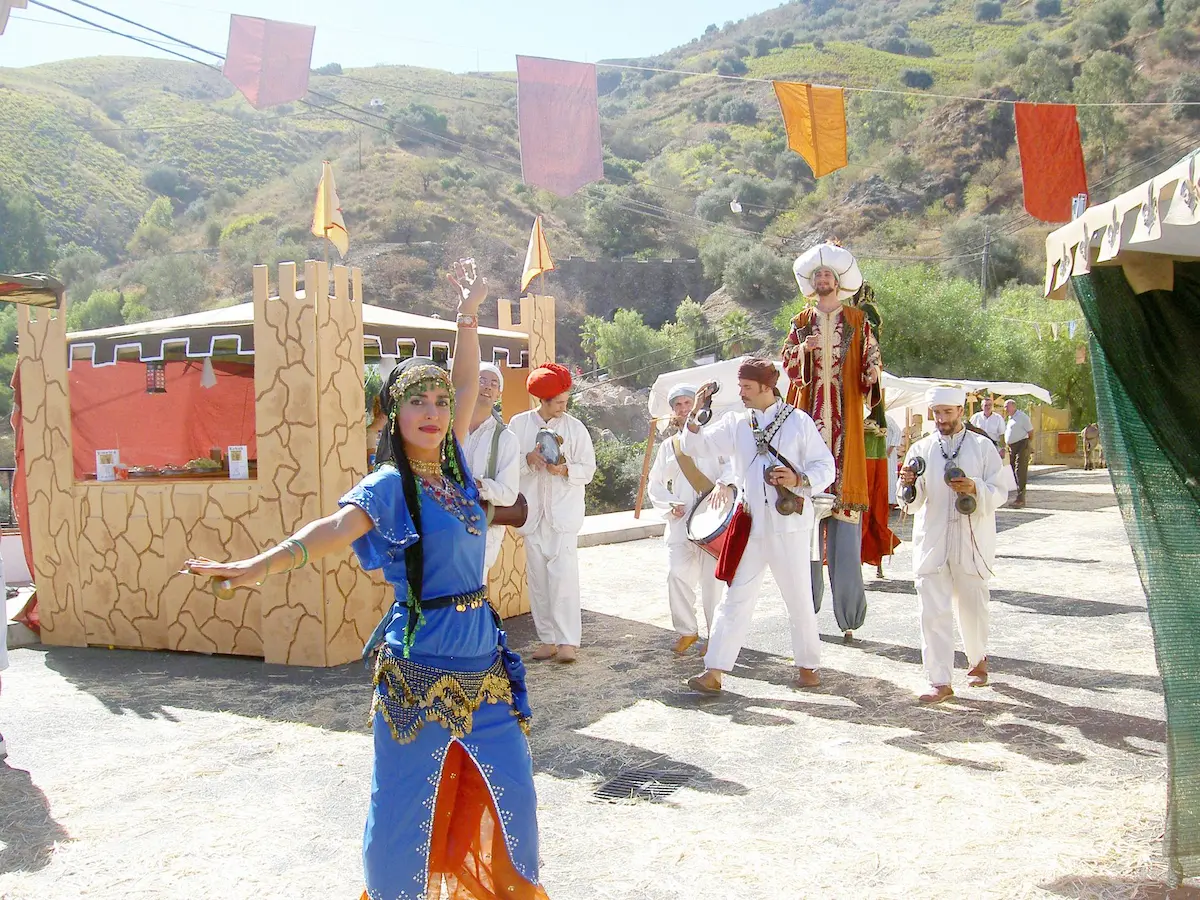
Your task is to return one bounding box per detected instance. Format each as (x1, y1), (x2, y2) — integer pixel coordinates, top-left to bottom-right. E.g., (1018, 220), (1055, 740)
(970, 396), (1005, 451)
(1004, 400), (1034, 508)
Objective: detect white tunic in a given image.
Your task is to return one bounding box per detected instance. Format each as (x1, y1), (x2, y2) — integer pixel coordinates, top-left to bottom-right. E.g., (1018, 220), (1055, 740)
(900, 428), (1009, 578)
(509, 409), (597, 536)
(463, 414), (521, 569)
(647, 433), (730, 545)
(681, 401), (836, 535)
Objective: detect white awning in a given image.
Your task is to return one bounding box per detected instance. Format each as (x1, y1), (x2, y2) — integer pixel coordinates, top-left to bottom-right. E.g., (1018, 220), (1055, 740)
(648, 357), (1051, 430)
(1044, 149), (1200, 298)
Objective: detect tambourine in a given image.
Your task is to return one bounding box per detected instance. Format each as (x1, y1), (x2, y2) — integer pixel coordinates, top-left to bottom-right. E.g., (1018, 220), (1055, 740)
(535, 427), (564, 465)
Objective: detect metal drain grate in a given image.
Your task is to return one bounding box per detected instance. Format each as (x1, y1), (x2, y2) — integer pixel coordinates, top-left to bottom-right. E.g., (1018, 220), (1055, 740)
(594, 767), (694, 802)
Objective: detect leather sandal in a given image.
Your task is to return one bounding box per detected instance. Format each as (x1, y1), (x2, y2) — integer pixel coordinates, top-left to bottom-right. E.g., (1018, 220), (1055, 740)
(672, 634), (699, 655)
(793, 667), (821, 688)
(687, 670), (723, 694)
(967, 659), (988, 687)
(919, 684), (954, 704)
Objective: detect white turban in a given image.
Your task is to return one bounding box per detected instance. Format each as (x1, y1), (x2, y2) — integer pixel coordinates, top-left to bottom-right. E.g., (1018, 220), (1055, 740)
(479, 361), (504, 389)
(927, 385), (967, 408)
(668, 383), (697, 405)
(793, 243), (863, 301)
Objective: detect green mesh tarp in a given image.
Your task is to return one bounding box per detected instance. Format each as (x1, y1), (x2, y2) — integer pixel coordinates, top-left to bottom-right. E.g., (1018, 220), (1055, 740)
(1074, 263), (1200, 884)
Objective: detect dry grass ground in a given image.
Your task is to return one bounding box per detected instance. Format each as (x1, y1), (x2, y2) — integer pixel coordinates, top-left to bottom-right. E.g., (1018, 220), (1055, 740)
(0, 469), (1192, 899)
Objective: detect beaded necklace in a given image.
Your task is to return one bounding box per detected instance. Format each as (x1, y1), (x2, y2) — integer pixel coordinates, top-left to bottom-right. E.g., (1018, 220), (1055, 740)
(936, 428), (967, 464)
(417, 475), (484, 536)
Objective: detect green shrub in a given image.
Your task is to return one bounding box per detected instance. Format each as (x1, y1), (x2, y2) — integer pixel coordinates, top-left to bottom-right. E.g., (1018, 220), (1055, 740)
(1034, 0), (1061, 16)
(975, 0), (1003, 22)
(900, 69), (934, 89)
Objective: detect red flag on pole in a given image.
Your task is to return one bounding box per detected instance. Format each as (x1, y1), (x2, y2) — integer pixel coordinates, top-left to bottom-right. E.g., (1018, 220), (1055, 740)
(516, 56), (604, 197)
(223, 15), (316, 110)
(1014, 102), (1088, 224)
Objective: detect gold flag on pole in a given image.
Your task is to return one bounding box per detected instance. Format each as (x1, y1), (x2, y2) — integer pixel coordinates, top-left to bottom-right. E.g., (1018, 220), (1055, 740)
(311, 160), (349, 258)
(521, 215), (555, 293)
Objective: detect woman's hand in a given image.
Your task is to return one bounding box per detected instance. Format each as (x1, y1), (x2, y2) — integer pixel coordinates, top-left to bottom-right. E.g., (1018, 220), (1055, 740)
(448, 258), (488, 316)
(183, 556), (267, 593)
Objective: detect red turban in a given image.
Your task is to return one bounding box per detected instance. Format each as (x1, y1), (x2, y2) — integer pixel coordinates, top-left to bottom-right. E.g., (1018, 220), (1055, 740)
(527, 362), (572, 400)
(737, 358), (780, 389)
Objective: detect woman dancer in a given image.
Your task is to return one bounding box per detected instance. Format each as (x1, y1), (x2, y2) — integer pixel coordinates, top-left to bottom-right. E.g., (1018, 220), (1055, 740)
(186, 261), (549, 900)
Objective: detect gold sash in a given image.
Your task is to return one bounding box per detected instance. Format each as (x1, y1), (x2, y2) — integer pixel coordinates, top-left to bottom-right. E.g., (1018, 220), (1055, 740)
(672, 436), (715, 496)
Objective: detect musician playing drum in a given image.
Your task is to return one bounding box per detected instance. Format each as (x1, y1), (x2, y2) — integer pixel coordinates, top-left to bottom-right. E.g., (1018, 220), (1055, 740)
(680, 358), (836, 695)
(647, 384), (731, 656)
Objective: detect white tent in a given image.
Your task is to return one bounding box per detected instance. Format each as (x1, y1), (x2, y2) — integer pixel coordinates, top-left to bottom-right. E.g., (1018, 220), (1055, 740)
(1044, 148), (1200, 299)
(648, 356), (1052, 434)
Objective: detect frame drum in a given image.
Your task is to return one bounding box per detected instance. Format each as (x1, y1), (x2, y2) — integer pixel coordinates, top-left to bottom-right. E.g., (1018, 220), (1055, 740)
(686, 490), (736, 560)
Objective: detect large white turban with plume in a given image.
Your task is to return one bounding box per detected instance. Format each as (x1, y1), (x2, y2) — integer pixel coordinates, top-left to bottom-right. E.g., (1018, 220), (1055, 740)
(793, 243), (863, 301)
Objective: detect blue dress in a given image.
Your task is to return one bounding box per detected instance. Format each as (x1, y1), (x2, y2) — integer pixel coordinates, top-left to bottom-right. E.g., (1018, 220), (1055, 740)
(340, 463), (545, 900)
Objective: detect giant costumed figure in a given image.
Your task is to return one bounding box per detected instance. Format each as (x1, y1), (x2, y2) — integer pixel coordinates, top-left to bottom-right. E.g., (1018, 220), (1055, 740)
(781, 243), (883, 641)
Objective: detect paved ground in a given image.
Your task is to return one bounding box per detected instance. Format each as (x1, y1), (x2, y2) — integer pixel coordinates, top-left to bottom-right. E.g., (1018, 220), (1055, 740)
(0, 469), (1188, 899)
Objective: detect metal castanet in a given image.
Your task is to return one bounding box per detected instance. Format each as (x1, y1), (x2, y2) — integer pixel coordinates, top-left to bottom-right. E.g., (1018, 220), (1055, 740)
(943, 464), (978, 515)
(694, 381), (720, 426)
(900, 456), (926, 504)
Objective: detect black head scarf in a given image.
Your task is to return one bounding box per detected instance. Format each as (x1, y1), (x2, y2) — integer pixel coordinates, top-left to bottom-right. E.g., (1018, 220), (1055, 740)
(373, 357), (474, 656)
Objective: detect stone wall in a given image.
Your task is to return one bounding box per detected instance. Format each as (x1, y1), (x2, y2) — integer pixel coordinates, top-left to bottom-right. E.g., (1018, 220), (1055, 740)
(551, 256), (712, 328)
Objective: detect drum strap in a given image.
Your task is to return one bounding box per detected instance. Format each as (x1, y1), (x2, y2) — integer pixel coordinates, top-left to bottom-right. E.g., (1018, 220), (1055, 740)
(671, 436), (715, 495)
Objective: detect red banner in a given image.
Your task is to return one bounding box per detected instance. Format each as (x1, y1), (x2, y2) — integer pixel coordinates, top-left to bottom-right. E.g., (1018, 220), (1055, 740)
(223, 15), (316, 110)
(517, 57), (604, 197)
(1015, 102), (1088, 224)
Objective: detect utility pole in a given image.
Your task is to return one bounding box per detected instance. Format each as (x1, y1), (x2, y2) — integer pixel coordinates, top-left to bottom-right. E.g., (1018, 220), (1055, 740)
(980, 222), (990, 308)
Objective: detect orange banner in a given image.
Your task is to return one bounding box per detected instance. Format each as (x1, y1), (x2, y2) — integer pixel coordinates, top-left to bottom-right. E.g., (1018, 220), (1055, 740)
(773, 81), (848, 178)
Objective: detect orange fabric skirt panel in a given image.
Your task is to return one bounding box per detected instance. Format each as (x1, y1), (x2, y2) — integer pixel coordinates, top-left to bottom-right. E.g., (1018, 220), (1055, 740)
(861, 457), (900, 566)
(360, 741), (549, 900)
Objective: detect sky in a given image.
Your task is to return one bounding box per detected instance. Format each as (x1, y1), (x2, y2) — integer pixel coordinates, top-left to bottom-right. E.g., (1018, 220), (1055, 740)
(2, 0), (777, 72)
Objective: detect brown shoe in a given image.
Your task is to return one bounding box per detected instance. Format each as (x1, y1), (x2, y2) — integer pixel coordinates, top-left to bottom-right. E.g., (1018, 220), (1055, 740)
(530, 643), (557, 661)
(919, 684), (954, 704)
(556, 645), (578, 663)
(793, 667), (821, 688)
(672, 634), (699, 655)
(967, 659), (988, 687)
(687, 670), (723, 694)
(842, 630), (854, 644)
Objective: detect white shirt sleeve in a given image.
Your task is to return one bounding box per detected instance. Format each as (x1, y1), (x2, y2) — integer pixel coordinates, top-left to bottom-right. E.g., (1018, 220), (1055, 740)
(477, 427), (520, 506)
(680, 410), (737, 464)
(565, 417), (597, 487)
(647, 439), (676, 511)
(971, 440), (1010, 516)
(796, 413), (836, 495)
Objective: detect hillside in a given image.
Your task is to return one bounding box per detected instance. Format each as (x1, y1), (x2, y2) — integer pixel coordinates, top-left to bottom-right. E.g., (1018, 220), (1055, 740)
(0, 0), (1197, 364)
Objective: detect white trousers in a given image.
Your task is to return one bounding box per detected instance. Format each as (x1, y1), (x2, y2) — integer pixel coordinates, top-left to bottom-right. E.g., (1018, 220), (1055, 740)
(703, 523), (821, 672)
(525, 520), (582, 647)
(666, 540), (721, 638)
(915, 564), (990, 686)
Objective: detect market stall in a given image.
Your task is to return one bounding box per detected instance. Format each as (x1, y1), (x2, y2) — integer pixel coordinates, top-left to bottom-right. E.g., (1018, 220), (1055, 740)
(18, 261), (555, 666)
(1043, 149), (1200, 885)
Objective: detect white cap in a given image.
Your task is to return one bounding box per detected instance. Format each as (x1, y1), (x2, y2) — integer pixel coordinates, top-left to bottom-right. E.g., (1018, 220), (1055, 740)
(667, 383), (697, 405)
(479, 361), (504, 389)
(927, 385), (967, 408)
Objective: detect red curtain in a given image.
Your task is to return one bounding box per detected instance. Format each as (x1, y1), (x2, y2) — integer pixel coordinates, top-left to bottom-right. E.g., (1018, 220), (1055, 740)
(69, 360), (256, 477)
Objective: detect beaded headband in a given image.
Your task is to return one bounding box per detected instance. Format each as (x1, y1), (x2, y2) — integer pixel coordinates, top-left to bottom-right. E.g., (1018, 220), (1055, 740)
(389, 364), (454, 411)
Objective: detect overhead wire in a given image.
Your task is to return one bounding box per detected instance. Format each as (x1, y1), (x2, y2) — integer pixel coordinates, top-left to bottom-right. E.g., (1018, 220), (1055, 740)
(24, 0), (1200, 274)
